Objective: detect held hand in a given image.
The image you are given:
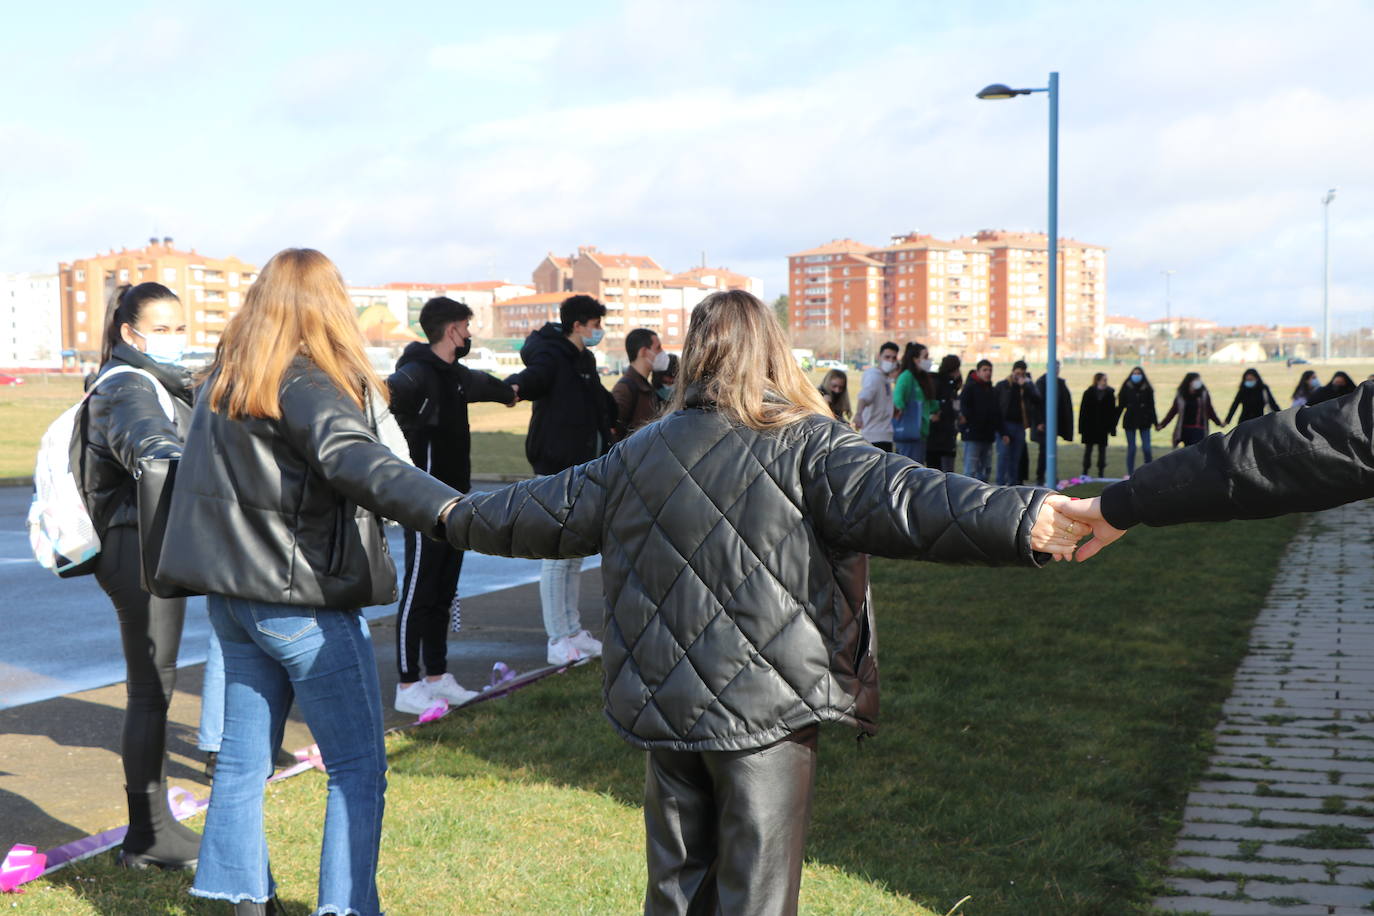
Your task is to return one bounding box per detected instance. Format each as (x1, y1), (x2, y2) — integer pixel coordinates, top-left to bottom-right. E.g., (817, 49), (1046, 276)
(930, 412), (941, 423)
(1029, 494), (1086, 562)
(1037, 423), (1045, 432)
(1001, 435), (1011, 445)
(1055, 496), (1127, 562)
(509, 383), (520, 406)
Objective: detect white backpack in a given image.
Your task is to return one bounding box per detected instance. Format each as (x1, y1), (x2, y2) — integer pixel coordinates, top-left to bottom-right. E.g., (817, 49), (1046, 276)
(26, 366), (175, 577)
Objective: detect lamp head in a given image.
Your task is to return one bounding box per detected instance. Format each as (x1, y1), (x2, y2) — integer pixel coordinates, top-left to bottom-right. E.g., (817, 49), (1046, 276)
(977, 83), (1029, 100)
(1323, 188), (1337, 204)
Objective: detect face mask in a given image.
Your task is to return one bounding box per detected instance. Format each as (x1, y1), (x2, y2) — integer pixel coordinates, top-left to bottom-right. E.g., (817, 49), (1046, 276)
(132, 328), (186, 364)
(1130, 373), (1143, 384)
(1191, 379), (1203, 391)
(582, 328), (604, 347)
(918, 358), (933, 372)
(652, 349), (671, 372)
(879, 359), (896, 373)
(1243, 379), (1256, 389)
(1310, 377), (1321, 389)
(657, 385), (673, 400)
(452, 331), (471, 360)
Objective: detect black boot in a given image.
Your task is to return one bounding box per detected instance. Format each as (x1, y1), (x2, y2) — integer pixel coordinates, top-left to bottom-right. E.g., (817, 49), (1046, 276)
(117, 785), (201, 870)
(205, 751), (217, 779)
(234, 895), (283, 915)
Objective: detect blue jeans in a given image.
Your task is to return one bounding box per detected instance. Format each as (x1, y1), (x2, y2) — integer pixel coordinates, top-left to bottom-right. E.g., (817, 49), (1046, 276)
(962, 440), (993, 481)
(539, 557), (584, 641)
(895, 439), (927, 465)
(1124, 427), (1153, 473)
(995, 424), (1026, 486)
(192, 595), (387, 916)
(198, 623), (225, 752)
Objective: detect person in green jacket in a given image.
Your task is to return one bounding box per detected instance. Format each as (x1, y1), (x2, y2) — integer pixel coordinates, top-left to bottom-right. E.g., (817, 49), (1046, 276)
(892, 341), (942, 464)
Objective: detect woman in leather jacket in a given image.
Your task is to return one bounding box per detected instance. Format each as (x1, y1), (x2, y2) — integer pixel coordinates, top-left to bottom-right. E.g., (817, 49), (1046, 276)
(444, 290), (1081, 916)
(159, 250), (461, 916)
(82, 283), (200, 870)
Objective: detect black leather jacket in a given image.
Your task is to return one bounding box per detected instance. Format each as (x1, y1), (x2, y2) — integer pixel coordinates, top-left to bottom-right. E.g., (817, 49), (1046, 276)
(506, 323), (617, 475)
(80, 343), (194, 535)
(157, 359), (460, 609)
(447, 392), (1049, 752)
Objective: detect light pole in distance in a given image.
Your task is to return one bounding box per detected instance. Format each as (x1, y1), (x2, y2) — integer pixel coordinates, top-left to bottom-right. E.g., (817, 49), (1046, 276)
(1322, 188), (1336, 361)
(978, 72), (1060, 486)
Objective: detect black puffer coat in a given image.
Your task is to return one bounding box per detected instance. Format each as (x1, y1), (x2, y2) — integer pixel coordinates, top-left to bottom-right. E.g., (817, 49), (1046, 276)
(1116, 380), (1157, 431)
(1101, 380), (1374, 528)
(1078, 386), (1118, 445)
(446, 391), (1050, 752)
(158, 359), (459, 608)
(80, 343), (193, 535)
(960, 373), (1000, 442)
(506, 323), (617, 475)
(926, 373), (961, 454)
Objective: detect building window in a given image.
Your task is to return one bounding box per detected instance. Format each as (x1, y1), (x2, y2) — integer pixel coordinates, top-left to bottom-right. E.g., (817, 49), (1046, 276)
(118, 269), (129, 283)
(163, 268), (176, 283)
(75, 269), (85, 282)
(75, 291), (86, 304)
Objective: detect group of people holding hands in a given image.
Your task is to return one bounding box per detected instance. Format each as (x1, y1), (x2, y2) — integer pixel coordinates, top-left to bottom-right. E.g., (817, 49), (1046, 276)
(71, 247), (1374, 916)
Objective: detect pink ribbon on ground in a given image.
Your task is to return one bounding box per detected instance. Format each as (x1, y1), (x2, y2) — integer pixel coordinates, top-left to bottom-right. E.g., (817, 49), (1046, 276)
(488, 661), (517, 691)
(1, 844), (47, 893)
(416, 700), (449, 724)
(269, 743), (327, 783)
(167, 785), (208, 821)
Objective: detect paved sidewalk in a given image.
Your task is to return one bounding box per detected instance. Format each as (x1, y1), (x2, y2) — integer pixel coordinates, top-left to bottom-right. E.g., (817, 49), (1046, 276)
(1154, 501), (1374, 915)
(0, 568), (604, 854)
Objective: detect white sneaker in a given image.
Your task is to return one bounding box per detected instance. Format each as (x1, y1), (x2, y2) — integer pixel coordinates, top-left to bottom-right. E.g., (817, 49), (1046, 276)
(547, 635), (584, 666)
(394, 681), (437, 715)
(569, 629), (602, 658)
(425, 673), (478, 705)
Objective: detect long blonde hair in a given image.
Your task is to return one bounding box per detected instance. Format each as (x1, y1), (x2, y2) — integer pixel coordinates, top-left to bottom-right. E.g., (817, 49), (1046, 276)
(663, 290), (830, 430)
(204, 248), (385, 420)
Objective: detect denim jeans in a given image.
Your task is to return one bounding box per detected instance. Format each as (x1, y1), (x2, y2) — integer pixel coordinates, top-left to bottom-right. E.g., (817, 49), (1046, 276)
(995, 424), (1026, 486)
(198, 623), (225, 753)
(961, 440), (993, 481)
(894, 439), (927, 465)
(191, 595), (387, 916)
(539, 557), (584, 641)
(1124, 427), (1153, 473)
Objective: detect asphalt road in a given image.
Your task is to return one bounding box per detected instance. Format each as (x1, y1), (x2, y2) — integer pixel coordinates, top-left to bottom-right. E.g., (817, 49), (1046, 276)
(0, 484), (596, 709)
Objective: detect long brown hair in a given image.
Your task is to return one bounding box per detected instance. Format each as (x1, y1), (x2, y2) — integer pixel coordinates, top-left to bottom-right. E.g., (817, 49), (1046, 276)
(204, 248), (385, 420)
(663, 290), (830, 430)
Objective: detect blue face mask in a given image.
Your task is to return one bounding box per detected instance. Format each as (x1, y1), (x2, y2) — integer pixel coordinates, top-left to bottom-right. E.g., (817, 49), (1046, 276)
(582, 328), (604, 347)
(1130, 373), (1143, 384)
(657, 385), (673, 400)
(1244, 379), (1257, 388)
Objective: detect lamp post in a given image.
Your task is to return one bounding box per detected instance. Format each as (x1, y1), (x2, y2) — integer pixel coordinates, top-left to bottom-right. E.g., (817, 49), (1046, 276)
(1322, 188), (1336, 361)
(1161, 269), (1175, 360)
(978, 72), (1060, 486)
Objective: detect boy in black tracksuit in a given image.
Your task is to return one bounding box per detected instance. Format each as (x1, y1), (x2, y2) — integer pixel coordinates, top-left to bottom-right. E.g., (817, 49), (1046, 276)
(387, 297), (516, 714)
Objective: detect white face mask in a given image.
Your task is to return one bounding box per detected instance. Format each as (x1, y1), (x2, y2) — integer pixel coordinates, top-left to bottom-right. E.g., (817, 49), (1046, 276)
(132, 328), (187, 365)
(879, 359), (897, 373)
(652, 349), (671, 372)
(1191, 379), (1203, 391)
(918, 358), (933, 372)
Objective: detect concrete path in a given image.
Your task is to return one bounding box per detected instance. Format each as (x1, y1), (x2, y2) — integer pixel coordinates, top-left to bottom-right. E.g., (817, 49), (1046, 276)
(1154, 500), (1374, 915)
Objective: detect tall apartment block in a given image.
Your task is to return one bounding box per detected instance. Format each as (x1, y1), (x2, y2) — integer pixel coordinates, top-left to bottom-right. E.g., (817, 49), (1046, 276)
(58, 238), (258, 361)
(787, 230), (1106, 358)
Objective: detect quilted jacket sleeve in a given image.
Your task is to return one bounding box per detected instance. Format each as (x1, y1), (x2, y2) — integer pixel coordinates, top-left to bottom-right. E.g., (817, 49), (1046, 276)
(90, 373), (183, 472)
(803, 420), (1048, 566)
(446, 455), (609, 559)
(1100, 380), (1374, 528)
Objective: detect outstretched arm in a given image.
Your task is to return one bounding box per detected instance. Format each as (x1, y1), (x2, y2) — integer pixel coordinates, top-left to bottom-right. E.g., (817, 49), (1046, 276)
(446, 454), (610, 559)
(1062, 381), (1374, 559)
(803, 422), (1080, 564)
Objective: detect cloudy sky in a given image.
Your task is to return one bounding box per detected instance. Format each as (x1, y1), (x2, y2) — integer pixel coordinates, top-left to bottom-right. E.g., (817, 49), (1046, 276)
(2, 0), (1370, 328)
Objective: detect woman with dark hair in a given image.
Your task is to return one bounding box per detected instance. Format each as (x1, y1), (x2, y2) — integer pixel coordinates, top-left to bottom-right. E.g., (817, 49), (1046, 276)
(1291, 369), (1320, 407)
(80, 283), (199, 869)
(1308, 370), (1358, 406)
(445, 290), (1081, 915)
(1223, 367), (1280, 426)
(1115, 366), (1156, 474)
(926, 354), (962, 472)
(1157, 371), (1221, 447)
(892, 341), (939, 463)
(818, 368), (850, 423)
(1078, 372), (1117, 477)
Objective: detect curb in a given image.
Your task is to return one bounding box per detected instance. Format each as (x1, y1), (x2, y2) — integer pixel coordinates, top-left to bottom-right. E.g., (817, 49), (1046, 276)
(1, 473), (530, 489)
(0, 477), (31, 488)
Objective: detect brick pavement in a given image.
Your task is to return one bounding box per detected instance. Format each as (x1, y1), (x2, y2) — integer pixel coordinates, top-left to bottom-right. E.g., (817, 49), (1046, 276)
(1154, 501), (1374, 915)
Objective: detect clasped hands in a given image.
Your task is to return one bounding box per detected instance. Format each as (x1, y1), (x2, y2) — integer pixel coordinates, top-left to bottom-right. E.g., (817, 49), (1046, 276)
(1029, 495), (1127, 562)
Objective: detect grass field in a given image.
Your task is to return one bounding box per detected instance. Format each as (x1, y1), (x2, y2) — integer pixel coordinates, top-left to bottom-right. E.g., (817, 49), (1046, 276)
(17, 495), (1301, 915)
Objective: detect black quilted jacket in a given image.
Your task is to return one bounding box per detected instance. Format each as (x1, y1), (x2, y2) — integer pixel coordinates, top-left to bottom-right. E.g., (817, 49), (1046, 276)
(447, 393), (1050, 752)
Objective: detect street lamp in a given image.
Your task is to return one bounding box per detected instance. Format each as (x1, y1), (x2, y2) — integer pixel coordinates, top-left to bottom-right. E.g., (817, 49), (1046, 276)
(978, 72), (1061, 485)
(1161, 269), (1175, 359)
(1322, 188), (1337, 361)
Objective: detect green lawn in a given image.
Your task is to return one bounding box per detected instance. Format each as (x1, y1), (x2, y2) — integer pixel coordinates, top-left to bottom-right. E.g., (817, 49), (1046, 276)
(18, 496), (1300, 915)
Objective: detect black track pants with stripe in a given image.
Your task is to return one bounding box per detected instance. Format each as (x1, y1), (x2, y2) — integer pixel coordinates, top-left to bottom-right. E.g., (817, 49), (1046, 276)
(395, 527), (464, 683)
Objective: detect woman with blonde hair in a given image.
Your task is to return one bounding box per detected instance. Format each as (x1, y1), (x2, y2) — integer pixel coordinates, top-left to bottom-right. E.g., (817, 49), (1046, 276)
(158, 249), (462, 916)
(444, 289), (1083, 915)
(817, 367), (850, 422)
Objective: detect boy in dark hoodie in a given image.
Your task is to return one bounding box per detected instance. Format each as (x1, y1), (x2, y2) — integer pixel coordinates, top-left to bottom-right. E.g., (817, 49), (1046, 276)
(387, 296), (516, 714)
(504, 294), (617, 665)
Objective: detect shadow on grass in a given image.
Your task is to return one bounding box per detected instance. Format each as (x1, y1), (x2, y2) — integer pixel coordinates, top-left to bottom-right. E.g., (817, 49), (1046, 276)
(386, 508), (1304, 916)
(33, 854), (313, 916)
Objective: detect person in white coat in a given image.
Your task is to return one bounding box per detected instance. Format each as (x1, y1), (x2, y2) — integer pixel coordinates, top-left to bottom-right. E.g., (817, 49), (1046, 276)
(853, 341), (899, 452)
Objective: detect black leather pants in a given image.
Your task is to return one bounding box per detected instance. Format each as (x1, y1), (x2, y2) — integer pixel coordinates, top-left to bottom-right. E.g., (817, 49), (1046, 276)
(95, 525), (186, 792)
(643, 726), (818, 916)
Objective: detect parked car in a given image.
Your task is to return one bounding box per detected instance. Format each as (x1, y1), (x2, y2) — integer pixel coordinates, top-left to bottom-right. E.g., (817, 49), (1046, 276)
(0, 374), (24, 386)
(815, 359), (845, 370)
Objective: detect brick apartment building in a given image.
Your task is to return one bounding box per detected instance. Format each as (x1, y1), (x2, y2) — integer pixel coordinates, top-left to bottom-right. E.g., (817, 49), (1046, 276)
(787, 230), (1108, 359)
(59, 238), (259, 361)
